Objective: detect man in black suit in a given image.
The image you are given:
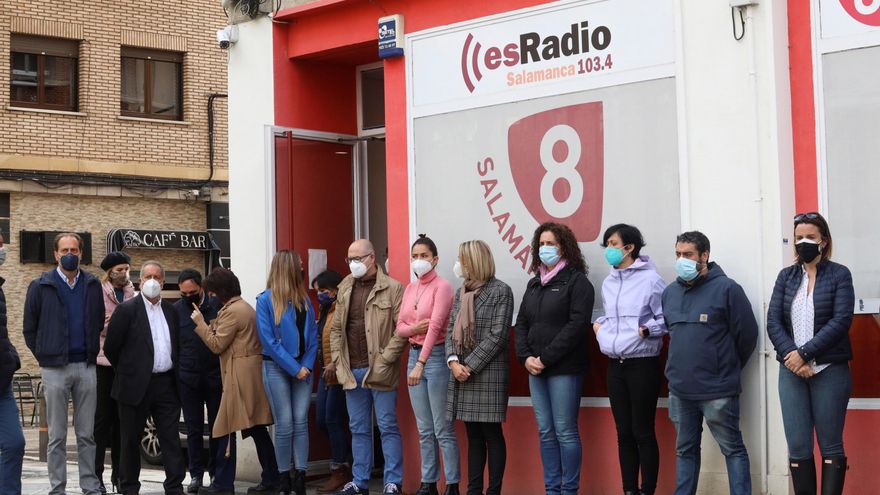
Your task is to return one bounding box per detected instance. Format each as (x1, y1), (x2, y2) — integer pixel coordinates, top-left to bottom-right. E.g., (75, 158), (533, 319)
(105, 260), (186, 495)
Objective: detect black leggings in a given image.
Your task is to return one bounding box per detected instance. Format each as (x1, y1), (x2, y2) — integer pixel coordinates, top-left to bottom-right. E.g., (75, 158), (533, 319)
(607, 356), (662, 495)
(464, 421), (506, 495)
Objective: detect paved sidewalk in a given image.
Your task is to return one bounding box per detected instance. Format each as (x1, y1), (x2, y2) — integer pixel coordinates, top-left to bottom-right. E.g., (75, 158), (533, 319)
(21, 426), (390, 494)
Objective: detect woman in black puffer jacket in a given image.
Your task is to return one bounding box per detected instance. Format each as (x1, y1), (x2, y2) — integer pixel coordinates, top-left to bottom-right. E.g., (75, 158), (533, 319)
(767, 212), (854, 495)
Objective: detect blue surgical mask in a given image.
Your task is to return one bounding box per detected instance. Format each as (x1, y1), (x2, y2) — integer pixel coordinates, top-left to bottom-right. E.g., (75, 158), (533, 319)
(60, 252), (80, 271)
(675, 257), (700, 281)
(604, 247), (624, 267)
(538, 246), (561, 266)
(317, 292), (335, 306)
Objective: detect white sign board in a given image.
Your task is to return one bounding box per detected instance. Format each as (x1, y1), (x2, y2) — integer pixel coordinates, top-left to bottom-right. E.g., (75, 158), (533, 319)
(820, 0), (880, 39)
(408, 0), (676, 117)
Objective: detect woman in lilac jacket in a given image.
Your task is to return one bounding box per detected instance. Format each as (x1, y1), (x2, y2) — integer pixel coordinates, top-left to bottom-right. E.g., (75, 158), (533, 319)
(592, 224), (666, 495)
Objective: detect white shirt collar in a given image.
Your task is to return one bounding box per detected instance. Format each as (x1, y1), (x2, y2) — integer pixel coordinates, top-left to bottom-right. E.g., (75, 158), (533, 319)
(56, 266), (80, 287)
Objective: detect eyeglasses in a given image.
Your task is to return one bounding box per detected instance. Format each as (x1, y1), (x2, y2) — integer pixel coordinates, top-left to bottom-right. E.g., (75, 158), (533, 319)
(793, 212), (820, 223)
(345, 253), (373, 264)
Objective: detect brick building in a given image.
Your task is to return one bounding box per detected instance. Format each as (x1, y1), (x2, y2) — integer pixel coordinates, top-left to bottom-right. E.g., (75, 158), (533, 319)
(0, 1), (230, 374)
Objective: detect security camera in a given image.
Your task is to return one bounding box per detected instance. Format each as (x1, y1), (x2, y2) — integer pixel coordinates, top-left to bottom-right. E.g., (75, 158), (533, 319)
(216, 25), (239, 49)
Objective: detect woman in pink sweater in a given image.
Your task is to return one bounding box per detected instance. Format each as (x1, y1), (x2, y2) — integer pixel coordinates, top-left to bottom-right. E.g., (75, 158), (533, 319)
(396, 235), (460, 495)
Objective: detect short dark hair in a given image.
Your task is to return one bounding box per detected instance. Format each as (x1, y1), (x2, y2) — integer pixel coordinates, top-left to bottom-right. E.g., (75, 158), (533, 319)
(178, 268), (203, 286)
(601, 224), (646, 259)
(312, 270), (343, 291)
(54, 232), (83, 251)
(204, 268), (241, 302)
(676, 231), (711, 255)
(411, 234), (438, 257)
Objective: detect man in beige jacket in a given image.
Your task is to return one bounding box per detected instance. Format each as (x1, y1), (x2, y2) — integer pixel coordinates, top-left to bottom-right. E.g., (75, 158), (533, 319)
(327, 239), (407, 495)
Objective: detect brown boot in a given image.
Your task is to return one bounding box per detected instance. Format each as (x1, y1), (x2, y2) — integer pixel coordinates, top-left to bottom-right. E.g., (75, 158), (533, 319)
(317, 465), (351, 493)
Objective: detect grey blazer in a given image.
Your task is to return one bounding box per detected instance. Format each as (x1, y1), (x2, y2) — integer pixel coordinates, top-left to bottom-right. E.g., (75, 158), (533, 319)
(446, 277), (514, 423)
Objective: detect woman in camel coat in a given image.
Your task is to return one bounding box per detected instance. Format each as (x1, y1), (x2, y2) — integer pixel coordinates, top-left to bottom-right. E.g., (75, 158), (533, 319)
(191, 267), (280, 494)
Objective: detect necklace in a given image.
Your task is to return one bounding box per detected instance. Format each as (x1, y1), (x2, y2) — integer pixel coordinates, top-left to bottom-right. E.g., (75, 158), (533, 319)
(414, 282), (429, 310)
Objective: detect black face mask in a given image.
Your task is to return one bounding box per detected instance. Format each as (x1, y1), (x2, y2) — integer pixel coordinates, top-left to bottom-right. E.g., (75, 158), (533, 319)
(182, 293), (201, 307)
(796, 240), (821, 263)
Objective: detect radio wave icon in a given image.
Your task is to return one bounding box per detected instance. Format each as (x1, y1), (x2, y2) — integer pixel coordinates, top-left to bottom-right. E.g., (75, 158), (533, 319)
(460, 33), (483, 93)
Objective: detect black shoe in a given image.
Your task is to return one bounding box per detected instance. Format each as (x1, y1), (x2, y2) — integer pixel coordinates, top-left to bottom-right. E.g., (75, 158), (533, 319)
(790, 457), (817, 495)
(335, 482), (369, 495)
(443, 483), (460, 495)
(820, 456), (847, 495)
(416, 482), (438, 495)
(187, 477), (203, 494)
(248, 482), (280, 493)
(292, 470), (306, 495)
(198, 486), (235, 495)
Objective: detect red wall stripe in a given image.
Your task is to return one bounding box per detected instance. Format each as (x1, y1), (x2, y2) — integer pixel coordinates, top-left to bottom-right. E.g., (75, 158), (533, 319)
(787, 0), (820, 212)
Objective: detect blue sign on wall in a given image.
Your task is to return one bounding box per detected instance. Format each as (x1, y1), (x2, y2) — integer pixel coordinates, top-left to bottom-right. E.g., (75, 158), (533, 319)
(378, 14), (404, 58)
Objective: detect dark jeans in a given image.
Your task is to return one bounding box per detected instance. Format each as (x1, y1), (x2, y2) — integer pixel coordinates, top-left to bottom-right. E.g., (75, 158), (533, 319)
(0, 384), (25, 495)
(95, 364), (120, 486)
(607, 357), (661, 495)
(778, 362), (851, 459)
(316, 375), (351, 467)
(118, 372), (186, 495)
(464, 422), (505, 495)
(178, 369), (222, 480)
(210, 426), (278, 490)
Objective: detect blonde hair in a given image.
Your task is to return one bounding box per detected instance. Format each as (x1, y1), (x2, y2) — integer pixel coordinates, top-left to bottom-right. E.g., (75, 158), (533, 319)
(458, 240), (495, 282)
(266, 250), (308, 326)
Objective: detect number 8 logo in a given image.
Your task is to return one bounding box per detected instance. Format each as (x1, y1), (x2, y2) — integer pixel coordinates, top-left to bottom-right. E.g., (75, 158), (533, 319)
(539, 125), (584, 218)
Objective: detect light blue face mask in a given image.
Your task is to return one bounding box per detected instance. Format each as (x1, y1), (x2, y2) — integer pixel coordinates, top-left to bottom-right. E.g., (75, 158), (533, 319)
(539, 245), (561, 266)
(675, 257), (700, 281)
(604, 247), (624, 267)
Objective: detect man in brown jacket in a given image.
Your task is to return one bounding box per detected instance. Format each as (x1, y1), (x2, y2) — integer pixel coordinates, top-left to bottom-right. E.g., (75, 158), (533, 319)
(328, 239), (407, 495)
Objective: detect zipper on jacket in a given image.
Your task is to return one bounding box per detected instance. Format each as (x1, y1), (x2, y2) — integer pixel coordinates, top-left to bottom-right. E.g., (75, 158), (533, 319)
(612, 275), (623, 358)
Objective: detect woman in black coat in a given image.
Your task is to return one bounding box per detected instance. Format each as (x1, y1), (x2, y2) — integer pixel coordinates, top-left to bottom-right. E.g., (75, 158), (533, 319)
(514, 222), (594, 495)
(767, 212), (854, 495)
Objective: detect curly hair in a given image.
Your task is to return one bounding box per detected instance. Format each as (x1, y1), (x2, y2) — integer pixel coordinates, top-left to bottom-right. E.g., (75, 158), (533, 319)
(528, 222), (588, 274)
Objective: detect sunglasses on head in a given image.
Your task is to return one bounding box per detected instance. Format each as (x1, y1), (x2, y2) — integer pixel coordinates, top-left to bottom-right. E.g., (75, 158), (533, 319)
(793, 212), (820, 223)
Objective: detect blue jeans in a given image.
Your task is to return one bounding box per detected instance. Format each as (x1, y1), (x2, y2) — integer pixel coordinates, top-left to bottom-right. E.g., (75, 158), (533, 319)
(316, 374), (350, 467)
(0, 385), (24, 495)
(262, 360), (312, 472)
(778, 362), (851, 459)
(529, 373), (583, 495)
(346, 367), (403, 489)
(408, 346), (461, 484)
(668, 394), (751, 495)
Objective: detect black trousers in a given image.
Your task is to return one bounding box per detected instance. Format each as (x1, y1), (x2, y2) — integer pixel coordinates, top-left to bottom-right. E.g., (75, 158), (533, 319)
(178, 369), (222, 480)
(607, 356), (662, 495)
(118, 372), (186, 495)
(95, 364), (120, 485)
(464, 421), (506, 495)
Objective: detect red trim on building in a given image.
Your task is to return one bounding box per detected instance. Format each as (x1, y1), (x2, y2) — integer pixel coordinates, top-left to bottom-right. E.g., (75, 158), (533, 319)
(787, 0), (820, 212)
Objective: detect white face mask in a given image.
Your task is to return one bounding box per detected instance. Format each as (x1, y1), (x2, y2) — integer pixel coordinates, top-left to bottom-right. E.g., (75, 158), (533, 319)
(0, 246), (6, 266)
(453, 261), (465, 279)
(141, 278), (162, 299)
(411, 259), (433, 278)
(349, 260), (368, 279)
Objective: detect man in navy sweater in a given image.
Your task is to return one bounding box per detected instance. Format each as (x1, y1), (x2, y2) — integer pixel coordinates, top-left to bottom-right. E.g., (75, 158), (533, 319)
(663, 231), (758, 495)
(23, 233), (104, 495)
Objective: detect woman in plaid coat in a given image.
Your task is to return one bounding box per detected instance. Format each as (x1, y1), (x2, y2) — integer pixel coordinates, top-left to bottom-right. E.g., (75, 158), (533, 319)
(445, 240), (514, 495)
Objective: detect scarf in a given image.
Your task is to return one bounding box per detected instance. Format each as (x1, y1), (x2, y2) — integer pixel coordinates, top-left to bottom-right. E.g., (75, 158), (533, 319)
(452, 278), (486, 354)
(539, 259), (568, 285)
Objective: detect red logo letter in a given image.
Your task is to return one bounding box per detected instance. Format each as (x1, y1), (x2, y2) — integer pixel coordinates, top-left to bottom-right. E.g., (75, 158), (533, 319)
(839, 0), (880, 26)
(507, 102), (604, 242)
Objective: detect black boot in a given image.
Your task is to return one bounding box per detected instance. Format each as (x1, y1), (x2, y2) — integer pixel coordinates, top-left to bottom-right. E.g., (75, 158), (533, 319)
(820, 456), (847, 495)
(292, 470), (306, 495)
(277, 470), (292, 495)
(790, 457), (817, 495)
(416, 482), (438, 495)
(443, 483), (460, 495)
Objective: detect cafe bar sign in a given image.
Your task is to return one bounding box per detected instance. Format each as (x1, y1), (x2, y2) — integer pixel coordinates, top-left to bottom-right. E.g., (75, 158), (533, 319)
(118, 229), (211, 250)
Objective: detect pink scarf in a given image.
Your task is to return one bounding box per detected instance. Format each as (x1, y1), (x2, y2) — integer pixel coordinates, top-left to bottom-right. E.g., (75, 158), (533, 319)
(539, 259), (568, 285)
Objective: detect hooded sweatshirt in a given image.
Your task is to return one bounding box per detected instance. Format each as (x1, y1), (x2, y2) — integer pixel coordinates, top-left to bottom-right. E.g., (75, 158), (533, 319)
(595, 256), (667, 359)
(662, 262), (758, 401)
